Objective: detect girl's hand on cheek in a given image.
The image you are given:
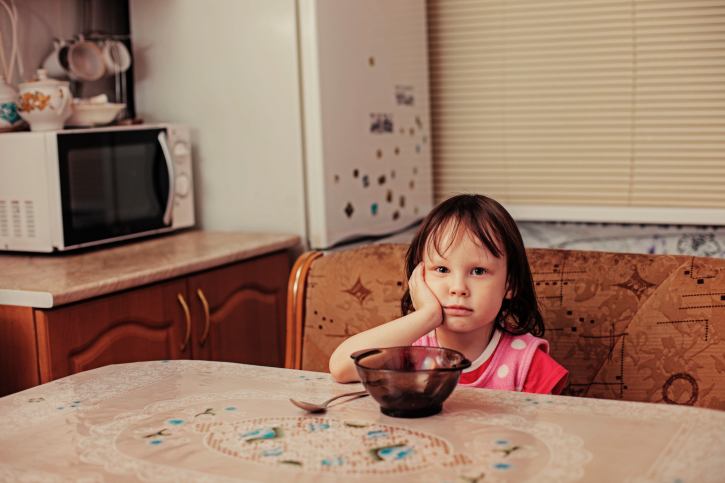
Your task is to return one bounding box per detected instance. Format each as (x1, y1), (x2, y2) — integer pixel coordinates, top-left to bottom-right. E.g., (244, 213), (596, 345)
(409, 263), (443, 325)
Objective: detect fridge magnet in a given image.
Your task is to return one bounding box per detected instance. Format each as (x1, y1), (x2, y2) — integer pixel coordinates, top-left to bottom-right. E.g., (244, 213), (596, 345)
(394, 146), (400, 155)
(362, 175), (369, 187)
(376, 149), (383, 159)
(370, 113), (393, 133)
(386, 190), (393, 203)
(378, 175), (386, 185)
(344, 202), (354, 218)
(354, 169), (359, 178)
(409, 180), (415, 190)
(369, 56), (375, 67)
(409, 127), (415, 136)
(371, 203), (378, 215)
(416, 144), (420, 154)
(391, 170), (396, 179)
(392, 210), (400, 220)
(395, 85), (414, 106)
(400, 195), (406, 208)
(415, 116), (423, 129)
(334, 175), (339, 183)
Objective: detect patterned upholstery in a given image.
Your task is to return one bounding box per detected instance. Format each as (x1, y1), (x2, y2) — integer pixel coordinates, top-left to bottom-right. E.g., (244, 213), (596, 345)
(297, 244), (725, 410)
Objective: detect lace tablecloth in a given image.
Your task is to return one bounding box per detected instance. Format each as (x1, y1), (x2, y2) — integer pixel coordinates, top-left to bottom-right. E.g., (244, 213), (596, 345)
(1, 360), (723, 482)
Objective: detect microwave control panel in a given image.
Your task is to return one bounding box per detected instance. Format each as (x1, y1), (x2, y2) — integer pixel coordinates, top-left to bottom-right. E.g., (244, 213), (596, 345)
(166, 124), (195, 229)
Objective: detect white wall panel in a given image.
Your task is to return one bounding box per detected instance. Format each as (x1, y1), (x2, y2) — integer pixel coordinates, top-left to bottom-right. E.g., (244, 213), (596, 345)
(130, 0), (308, 240)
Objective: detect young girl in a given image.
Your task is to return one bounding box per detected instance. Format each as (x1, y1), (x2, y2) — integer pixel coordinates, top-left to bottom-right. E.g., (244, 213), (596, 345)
(329, 194), (568, 395)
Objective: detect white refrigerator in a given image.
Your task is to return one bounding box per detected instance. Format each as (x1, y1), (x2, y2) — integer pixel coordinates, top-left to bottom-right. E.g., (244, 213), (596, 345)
(129, 0), (433, 249)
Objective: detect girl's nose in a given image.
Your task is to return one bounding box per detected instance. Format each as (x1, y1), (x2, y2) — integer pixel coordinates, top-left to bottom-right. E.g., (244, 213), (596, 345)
(449, 280), (469, 297)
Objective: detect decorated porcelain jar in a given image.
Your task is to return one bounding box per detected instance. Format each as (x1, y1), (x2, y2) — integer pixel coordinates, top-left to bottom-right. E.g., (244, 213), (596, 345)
(0, 75), (24, 132)
(16, 69), (73, 131)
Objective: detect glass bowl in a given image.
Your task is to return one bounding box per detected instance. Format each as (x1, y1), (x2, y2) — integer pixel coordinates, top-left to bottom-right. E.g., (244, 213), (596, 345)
(350, 346), (471, 418)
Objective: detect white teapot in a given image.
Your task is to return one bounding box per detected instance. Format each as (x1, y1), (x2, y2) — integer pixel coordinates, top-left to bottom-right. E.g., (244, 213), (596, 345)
(16, 69), (73, 131)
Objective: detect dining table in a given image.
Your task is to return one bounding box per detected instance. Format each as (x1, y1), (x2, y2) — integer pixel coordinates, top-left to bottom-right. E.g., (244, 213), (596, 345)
(0, 360), (723, 482)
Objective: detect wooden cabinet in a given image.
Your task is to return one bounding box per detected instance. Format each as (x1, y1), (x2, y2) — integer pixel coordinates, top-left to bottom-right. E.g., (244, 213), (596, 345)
(0, 250), (290, 396)
(34, 279), (191, 383)
(188, 252), (288, 367)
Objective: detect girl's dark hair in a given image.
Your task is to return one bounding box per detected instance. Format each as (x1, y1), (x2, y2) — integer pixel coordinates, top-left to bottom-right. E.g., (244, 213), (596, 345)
(401, 194), (544, 337)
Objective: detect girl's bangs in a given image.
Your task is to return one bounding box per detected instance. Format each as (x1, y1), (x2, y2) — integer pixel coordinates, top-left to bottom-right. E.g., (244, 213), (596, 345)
(423, 214), (503, 260)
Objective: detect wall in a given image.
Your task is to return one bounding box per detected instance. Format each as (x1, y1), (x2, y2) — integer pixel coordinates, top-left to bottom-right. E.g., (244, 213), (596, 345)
(129, 0), (308, 246)
(0, 0), (78, 84)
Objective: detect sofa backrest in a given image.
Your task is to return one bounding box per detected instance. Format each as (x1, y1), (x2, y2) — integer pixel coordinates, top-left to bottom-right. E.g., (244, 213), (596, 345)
(291, 244), (725, 410)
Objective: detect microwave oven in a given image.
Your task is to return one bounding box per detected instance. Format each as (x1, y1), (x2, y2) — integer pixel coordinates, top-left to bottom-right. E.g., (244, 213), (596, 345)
(0, 123), (194, 252)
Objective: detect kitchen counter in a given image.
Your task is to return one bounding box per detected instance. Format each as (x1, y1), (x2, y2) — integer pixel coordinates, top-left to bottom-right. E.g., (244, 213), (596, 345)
(0, 230), (301, 308)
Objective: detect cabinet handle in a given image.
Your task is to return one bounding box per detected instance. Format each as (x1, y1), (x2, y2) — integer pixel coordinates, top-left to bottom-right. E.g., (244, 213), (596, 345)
(197, 288), (210, 346)
(177, 293), (191, 352)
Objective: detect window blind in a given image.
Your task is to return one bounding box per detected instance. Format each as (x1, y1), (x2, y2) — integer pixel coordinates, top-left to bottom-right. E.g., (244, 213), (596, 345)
(427, 0), (725, 223)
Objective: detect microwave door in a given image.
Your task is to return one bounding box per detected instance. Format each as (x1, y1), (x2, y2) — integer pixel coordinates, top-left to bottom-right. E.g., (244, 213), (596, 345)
(57, 128), (172, 248)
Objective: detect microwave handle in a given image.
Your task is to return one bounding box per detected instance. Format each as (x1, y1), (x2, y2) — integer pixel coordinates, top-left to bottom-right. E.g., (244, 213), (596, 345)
(157, 131), (176, 226)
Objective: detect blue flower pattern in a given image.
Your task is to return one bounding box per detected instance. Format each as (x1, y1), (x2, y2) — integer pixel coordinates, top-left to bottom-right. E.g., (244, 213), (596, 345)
(524, 397), (555, 406)
(0, 102), (20, 125)
(241, 427), (276, 441)
(378, 445), (414, 461)
(298, 375), (325, 381)
(261, 447), (283, 457)
(56, 400), (83, 410)
(366, 430), (390, 440)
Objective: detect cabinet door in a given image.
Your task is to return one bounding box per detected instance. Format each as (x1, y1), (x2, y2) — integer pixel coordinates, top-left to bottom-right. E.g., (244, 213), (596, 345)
(188, 251), (289, 367)
(35, 279), (192, 383)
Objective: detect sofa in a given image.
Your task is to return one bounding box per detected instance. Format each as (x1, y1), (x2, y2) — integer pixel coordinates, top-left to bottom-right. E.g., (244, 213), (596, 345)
(286, 244), (725, 410)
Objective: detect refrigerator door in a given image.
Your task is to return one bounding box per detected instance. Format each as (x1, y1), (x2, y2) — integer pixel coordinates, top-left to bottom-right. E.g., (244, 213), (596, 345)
(300, 0), (433, 249)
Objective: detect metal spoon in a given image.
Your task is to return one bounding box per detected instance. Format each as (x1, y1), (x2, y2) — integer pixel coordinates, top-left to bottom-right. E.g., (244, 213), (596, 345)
(290, 391), (369, 412)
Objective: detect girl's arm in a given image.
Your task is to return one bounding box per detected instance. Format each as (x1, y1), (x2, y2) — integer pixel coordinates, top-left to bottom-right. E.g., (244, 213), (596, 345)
(329, 263), (442, 383)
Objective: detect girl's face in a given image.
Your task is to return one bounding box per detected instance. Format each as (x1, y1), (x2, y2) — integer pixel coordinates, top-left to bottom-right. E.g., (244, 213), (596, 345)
(422, 227), (512, 336)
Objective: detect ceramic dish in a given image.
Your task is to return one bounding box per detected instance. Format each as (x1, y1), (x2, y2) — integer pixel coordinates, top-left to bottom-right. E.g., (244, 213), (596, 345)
(66, 103), (125, 127)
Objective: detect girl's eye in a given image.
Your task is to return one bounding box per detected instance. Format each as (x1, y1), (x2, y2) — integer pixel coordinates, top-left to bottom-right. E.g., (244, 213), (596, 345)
(472, 267), (486, 275)
(435, 267), (449, 273)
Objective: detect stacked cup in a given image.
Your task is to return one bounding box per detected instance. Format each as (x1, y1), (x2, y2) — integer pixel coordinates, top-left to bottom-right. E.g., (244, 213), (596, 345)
(43, 36), (131, 82)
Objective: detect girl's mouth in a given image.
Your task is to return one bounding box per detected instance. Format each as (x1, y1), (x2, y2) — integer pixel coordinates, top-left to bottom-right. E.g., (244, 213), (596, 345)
(444, 306), (472, 316)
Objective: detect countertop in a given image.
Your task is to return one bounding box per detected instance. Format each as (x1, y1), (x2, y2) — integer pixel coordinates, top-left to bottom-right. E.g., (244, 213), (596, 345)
(0, 230), (301, 309)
